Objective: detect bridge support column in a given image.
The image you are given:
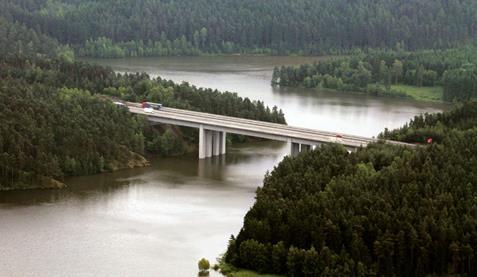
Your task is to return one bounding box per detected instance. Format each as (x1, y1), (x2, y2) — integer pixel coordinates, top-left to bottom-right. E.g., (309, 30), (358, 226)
(199, 125), (207, 159)
(199, 126), (227, 159)
(205, 130), (213, 158)
(301, 144), (312, 152)
(199, 125), (213, 159)
(290, 142), (313, 157)
(212, 131), (221, 157)
(290, 142), (300, 157)
(220, 132), (227, 155)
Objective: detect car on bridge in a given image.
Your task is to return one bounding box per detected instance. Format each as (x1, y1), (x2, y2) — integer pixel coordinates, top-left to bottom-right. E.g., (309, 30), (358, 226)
(141, 102), (162, 112)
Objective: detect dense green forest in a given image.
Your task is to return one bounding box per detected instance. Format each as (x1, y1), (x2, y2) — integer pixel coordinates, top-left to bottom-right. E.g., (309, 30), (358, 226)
(0, 78), (147, 189)
(0, 16), (57, 58)
(0, 15), (75, 62)
(1, 0), (476, 57)
(272, 46), (477, 102)
(0, 0), (289, 190)
(0, 54), (285, 189)
(225, 102), (477, 276)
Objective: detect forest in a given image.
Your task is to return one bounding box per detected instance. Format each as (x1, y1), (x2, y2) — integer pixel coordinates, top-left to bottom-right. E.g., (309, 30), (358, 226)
(0, 0), (289, 189)
(0, 54), (285, 190)
(272, 46), (477, 102)
(2, 0), (477, 275)
(1, 0), (477, 57)
(0, 77), (147, 190)
(225, 102), (477, 276)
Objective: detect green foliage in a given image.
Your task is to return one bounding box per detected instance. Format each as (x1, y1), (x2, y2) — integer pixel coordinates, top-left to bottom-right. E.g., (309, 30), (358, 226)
(198, 258), (210, 272)
(271, 242), (287, 274)
(443, 65), (477, 101)
(38, 0), (71, 18)
(391, 85), (443, 102)
(0, 55), (285, 189)
(226, 270), (283, 277)
(56, 45), (75, 63)
(218, 259), (284, 277)
(0, 16), (61, 59)
(380, 101), (477, 143)
(1, 0), (477, 56)
(238, 240), (270, 273)
(226, 103), (477, 275)
(79, 36), (201, 58)
(0, 78), (146, 189)
(273, 46), (477, 101)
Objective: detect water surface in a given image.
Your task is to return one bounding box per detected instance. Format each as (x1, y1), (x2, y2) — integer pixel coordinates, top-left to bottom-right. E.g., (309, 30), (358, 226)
(0, 56), (448, 276)
(86, 56), (447, 136)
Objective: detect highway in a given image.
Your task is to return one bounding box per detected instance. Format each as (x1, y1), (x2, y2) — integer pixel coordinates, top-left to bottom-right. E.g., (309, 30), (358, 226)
(126, 102), (414, 158)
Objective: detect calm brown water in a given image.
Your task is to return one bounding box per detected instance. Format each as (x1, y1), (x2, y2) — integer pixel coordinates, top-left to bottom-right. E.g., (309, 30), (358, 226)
(0, 56), (448, 277)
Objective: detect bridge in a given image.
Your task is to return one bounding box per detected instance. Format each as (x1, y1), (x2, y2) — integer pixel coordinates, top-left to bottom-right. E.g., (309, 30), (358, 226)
(126, 103), (414, 159)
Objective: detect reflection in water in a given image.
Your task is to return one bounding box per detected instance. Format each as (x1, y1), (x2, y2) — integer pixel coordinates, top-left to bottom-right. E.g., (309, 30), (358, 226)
(0, 141), (286, 277)
(1, 56), (448, 277)
(197, 157), (226, 179)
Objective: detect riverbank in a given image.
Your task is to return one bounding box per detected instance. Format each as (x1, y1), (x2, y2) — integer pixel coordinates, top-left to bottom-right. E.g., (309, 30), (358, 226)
(390, 85), (443, 102)
(222, 270), (283, 277)
(106, 147), (150, 172)
(218, 261), (283, 277)
(0, 176), (67, 191)
(312, 85), (445, 103)
(271, 46), (477, 103)
(0, 149), (149, 192)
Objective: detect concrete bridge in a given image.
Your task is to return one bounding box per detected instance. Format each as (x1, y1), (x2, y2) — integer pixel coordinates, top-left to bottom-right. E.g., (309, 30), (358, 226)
(126, 103), (414, 159)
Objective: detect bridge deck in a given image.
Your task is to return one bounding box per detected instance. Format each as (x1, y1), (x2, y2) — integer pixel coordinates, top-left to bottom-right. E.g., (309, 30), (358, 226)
(127, 103), (413, 149)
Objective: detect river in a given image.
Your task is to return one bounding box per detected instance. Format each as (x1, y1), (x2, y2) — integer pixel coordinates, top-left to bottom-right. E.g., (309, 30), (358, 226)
(0, 56), (447, 277)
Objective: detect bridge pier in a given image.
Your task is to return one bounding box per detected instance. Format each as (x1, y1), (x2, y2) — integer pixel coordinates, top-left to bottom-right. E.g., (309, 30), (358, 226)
(206, 129), (213, 158)
(290, 141), (313, 157)
(301, 144), (312, 152)
(220, 132), (227, 155)
(213, 131), (221, 156)
(199, 125), (207, 159)
(291, 142), (300, 157)
(199, 125), (227, 159)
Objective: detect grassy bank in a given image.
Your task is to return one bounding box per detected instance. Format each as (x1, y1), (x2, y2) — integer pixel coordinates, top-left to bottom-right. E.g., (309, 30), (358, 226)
(391, 85), (444, 102)
(224, 270), (283, 277)
(316, 84), (445, 103)
(218, 261), (283, 277)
